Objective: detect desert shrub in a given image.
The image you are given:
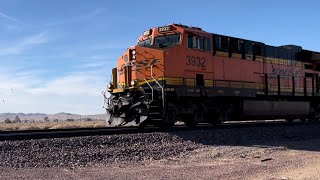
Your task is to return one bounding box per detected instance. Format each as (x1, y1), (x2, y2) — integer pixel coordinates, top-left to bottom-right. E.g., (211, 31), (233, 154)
(66, 118), (74, 122)
(44, 116), (50, 122)
(12, 116), (21, 123)
(83, 118), (92, 121)
(4, 118), (11, 124)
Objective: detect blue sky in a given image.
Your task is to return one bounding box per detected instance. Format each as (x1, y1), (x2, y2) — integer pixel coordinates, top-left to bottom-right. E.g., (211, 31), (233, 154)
(0, 0), (319, 114)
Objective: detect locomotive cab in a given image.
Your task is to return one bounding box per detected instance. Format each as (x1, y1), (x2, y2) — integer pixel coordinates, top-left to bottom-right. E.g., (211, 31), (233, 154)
(103, 24), (189, 127)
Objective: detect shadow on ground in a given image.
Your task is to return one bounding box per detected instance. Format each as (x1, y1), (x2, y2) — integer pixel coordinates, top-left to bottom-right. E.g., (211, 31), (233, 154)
(170, 123), (320, 152)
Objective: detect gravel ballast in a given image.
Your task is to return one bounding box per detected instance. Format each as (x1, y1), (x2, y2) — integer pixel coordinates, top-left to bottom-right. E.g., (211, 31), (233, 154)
(1, 123), (320, 169)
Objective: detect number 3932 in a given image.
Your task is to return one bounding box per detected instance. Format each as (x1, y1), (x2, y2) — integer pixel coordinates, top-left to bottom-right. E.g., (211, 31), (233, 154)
(186, 56), (206, 67)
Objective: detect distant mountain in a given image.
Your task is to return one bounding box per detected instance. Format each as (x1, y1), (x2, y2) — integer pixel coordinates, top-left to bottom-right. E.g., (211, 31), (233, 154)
(54, 112), (75, 116)
(0, 113), (47, 116)
(0, 113), (106, 122)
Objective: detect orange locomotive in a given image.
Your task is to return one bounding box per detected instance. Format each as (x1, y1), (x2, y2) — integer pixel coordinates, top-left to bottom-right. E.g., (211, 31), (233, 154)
(102, 23), (320, 127)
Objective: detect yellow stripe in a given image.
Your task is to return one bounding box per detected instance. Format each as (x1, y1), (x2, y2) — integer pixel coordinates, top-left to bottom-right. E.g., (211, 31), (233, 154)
(281, 87), (293, 92)
(270, 86), (278, 91)
(230, 82), (243, 88)
(295, 93), (304, 96)
(205, 80), (213, 87)
(265, 57), (304, 66)
(258, 84), (265, 90)
(137, 77), (166, 86)
(216, 51), (229, 57)
(242, 82), (256, 89)
(231, 53), (241, 59)
(185, 79), (195, 86)
(215, 81), (260, 90)
(296, 88), (304, 92)
(279, 59), (287, 65)
(215, 81), (230, 87)
(112, 88), (125, 93)
(307, 88), (313, 92)
(245, 54), (253, 60)
(165, 77), (183, 85)
(255, 56), (264, 62)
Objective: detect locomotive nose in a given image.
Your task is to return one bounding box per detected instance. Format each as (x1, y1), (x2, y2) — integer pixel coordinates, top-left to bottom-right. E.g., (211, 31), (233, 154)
(124, 48), (137, 62)
(116, 48), (137, 89)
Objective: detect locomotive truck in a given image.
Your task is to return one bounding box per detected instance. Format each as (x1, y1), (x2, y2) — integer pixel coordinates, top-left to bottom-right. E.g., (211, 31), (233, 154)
(102, 23), (320, 127)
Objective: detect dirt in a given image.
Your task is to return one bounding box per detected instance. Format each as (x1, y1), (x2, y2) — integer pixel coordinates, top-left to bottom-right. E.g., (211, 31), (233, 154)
(1, 142), (320, 180)
(0, 120), (106, 131)
(1, 124), (320, 179)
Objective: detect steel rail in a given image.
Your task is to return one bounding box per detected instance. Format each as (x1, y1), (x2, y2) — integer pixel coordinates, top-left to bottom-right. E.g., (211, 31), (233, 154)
(0, 121), (319, 141)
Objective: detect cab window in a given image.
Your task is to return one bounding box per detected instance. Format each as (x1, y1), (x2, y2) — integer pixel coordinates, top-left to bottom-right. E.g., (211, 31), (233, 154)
(187, 35), (211, 51)
(137, 39), (151, 47)
(154, 34), (180, 48)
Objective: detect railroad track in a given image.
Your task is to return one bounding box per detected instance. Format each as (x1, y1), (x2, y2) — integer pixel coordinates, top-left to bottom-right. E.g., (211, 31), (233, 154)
(1, 120), (319, 141)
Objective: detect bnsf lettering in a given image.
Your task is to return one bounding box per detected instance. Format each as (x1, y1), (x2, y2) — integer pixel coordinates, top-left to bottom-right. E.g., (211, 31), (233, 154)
(186, 56), (206, 67)
(271, 67), (301, 76)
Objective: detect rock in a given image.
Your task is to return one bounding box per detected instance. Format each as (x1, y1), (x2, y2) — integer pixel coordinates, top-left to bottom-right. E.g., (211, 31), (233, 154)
(1, 123), (320, 168)
(261, 158), (273, 162)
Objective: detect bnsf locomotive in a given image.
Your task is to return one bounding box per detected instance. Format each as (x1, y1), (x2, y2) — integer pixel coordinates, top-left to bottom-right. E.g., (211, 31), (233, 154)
(102, 23), (320, 127)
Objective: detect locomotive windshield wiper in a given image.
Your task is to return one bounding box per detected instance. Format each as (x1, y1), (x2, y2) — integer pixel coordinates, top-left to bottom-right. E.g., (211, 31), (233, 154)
(158, 43), (168, 48)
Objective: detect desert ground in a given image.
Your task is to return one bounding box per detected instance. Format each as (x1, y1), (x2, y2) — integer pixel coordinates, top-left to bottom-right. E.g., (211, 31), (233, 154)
(2, 143), (320, 180)
(1, 123), (320, 180)
(0, 120), (106, 131)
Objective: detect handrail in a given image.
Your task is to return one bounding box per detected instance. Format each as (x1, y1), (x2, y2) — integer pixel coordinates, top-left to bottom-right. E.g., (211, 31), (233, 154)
(135, 70), (154, 103)
(101, 91), (109, 109)
(151, 64), (165, 110)
(144, 78), (154, 102)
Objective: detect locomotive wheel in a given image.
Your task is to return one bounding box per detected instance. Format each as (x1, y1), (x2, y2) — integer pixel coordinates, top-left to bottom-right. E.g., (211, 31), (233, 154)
(209, 111), (223, 126)
(153, 105), (176, 129)
(211, 119), (222, 126)
(307, 117), (319, 122)
(184, 104), (205, 127)
(153, 121), (175, 129)
(184, 113), (198, 127)
(177, 114), (196, 127)
(285, 119), (294, 123)
(185, 120), (198, 127)
(307, 112), (319, 122)
(300, 118), (307, 123)
(164, 108), (177, 127)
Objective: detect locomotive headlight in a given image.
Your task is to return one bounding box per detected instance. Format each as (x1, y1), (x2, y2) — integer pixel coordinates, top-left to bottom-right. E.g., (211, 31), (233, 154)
(129, 49), (137, 60)
(107, 83), (113, 89)
(130, 80), (138, 87)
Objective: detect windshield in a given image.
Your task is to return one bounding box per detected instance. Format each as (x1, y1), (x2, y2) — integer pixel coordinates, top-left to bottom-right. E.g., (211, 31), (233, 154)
(137, 39), (152, 47)
(154, 34), (181, 48)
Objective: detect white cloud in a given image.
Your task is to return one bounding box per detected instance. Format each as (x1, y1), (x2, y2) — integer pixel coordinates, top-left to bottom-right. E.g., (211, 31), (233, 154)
(29, 72), (105, 96)
(0, 67), (108, 115)
(44, 8), (106, 27)
(2, 24), (22, 31)
(0, 8), (115, 115)
(0, 10), (23, 24)
(81, 61), (107, 68)
(0, 33), (49, 56)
